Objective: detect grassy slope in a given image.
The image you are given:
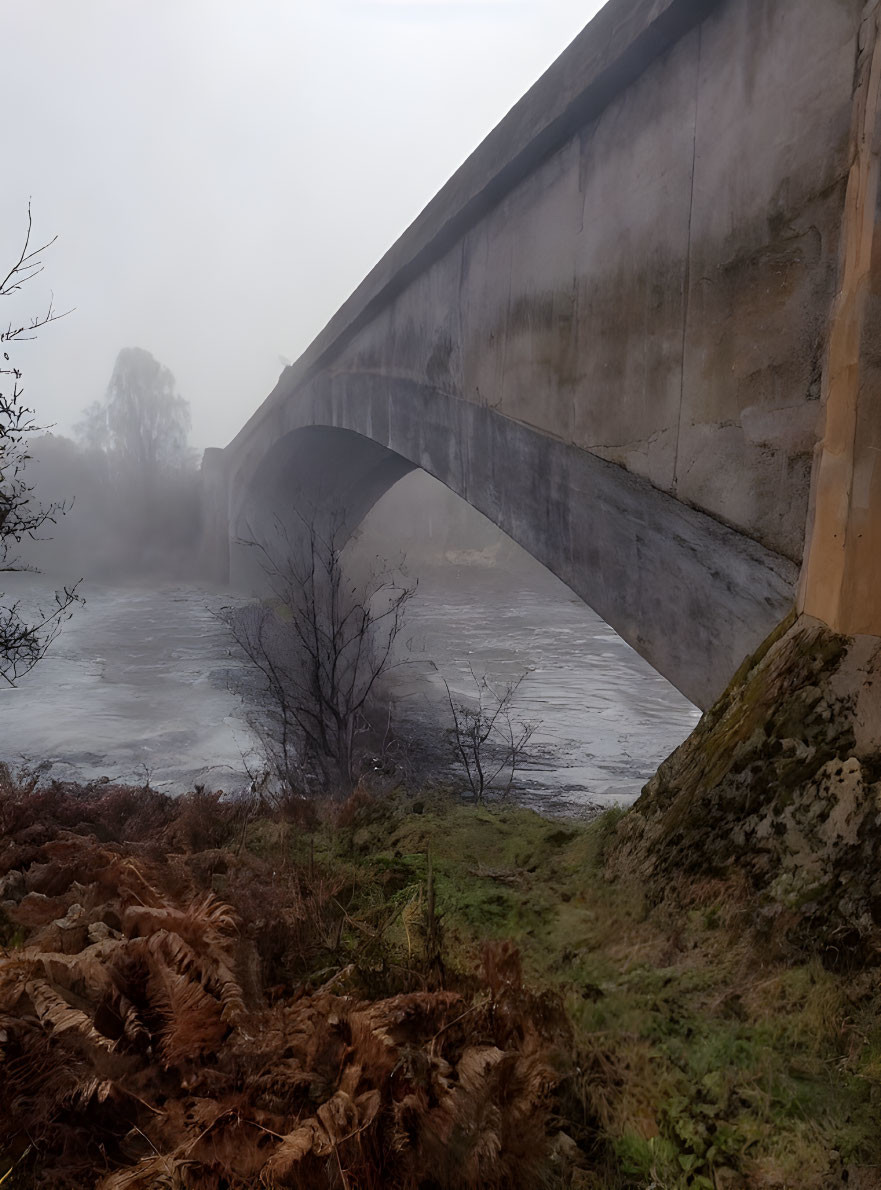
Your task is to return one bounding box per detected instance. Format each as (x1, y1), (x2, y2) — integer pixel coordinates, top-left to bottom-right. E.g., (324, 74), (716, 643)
(317, 795), (881, 1188)
(3, 778), (880, 1187)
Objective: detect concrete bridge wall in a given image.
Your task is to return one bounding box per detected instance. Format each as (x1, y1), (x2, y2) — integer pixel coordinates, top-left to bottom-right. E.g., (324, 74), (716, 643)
(210, 0), (869, 709)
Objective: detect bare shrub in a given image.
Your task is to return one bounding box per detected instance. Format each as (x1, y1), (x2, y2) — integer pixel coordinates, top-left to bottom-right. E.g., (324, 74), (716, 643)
(220, 512), (415, 799)
(445, 667), (539, 803)
(0, 206), (81, 684)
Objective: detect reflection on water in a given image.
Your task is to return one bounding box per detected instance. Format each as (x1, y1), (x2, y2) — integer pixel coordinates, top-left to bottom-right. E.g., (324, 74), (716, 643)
(0, 567), (700, 813)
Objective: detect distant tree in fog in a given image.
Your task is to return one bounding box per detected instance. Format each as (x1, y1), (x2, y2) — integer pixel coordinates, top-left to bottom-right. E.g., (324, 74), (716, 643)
(74, 399), (109, 453)
(0, 206), (82, 684)
(67, 347), (201, 577)
(77, 347), (193, 477)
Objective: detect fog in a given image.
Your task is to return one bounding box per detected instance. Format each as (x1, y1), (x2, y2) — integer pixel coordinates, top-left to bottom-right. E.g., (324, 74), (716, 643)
(3, 1), (602, 452)
(16, 429), (503, 584)
(4, 454), (701, 808)
(14, 434), (201, 582)
(1, 0), (705, 808)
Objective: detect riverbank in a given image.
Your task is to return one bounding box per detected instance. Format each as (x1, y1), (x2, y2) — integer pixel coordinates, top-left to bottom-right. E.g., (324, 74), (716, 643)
(1, 772), (879, 1187)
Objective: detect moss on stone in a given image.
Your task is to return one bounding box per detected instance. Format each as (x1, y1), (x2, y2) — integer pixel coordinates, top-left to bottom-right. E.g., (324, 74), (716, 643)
(607, 614), (881, 964)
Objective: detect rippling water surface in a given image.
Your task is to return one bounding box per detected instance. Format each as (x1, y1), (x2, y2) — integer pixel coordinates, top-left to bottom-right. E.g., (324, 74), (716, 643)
(0, 577), (252, 791)
(0, 565), (700, 813)
(388, 564), (700, 815)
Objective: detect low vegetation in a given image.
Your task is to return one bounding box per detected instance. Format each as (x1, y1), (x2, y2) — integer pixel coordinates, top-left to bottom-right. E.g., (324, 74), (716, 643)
(0, 774), (568, 1189)
(2, 769), (881, 1188)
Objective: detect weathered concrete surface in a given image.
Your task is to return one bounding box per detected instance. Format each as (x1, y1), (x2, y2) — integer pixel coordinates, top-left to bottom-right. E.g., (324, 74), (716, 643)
(230, 387), (796, 711)
(211, 0), (870, 708)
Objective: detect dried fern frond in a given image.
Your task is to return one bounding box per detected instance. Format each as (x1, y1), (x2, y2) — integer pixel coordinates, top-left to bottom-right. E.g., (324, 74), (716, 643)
(123, 892), (237, 952)
(147, 965), (226, 1067)
(98, 1154), (188, 1189)
(25, 977), (116, 1051)
(143, 931), (245, 1028)
(64, 1076), (118, 1109)
(260, 1120), (322, 1185)
(1, 784), (568, 1190)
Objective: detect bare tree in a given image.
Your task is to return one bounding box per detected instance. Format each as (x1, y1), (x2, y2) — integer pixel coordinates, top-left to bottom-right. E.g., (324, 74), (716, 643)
(0, 206), (81, 686)
(445, 667), (538, 803)
(76, 347), (193, 476)
(219, 512), (415, 797)
(70, 348), (200, 577)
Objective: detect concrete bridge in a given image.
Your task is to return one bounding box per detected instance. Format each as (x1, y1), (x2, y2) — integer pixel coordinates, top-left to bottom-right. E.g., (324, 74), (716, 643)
(204, 0), (881, 710)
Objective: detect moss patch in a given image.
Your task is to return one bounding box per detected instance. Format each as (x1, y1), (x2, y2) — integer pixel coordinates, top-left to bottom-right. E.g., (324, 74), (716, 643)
(608, 615), (881, 965)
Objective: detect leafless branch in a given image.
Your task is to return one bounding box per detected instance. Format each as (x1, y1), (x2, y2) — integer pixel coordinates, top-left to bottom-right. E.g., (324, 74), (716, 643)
(0, 206), (81, 684)
(216, 508), (415, 797)
(444, 668), (539, 803)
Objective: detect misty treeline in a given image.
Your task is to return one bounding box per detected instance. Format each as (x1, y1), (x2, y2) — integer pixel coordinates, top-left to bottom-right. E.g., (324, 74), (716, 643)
(19, 346), (202, 580)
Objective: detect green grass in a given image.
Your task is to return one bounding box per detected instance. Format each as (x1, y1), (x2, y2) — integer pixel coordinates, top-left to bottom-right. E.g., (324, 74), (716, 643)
(260, 792), (881, 1187)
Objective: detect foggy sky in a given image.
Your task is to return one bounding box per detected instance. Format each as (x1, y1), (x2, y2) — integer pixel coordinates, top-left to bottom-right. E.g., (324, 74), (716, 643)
(3, 1), (603, 450)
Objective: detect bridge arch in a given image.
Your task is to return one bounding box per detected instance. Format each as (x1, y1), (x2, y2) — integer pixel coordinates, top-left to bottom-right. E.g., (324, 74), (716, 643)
(204, 0), (869, 709)
(221, 372), (796, 710)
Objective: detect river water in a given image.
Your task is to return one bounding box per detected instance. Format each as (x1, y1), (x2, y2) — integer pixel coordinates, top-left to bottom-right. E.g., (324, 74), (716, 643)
(387, 563), (701, 815)
(0, 561), (699, 815)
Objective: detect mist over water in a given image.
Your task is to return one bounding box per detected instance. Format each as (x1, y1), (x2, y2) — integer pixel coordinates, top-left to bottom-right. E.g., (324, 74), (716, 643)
(353, 472), (701, 816)
(0, 2), (697, 815)
(1, 470), (700, 814)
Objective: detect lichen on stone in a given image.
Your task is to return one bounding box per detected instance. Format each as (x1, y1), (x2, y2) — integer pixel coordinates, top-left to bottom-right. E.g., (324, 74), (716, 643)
(608, 614), (881, 965)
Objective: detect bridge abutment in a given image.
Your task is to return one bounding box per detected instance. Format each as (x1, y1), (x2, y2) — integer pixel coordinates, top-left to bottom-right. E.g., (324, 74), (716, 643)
(799, 0), (881, 640)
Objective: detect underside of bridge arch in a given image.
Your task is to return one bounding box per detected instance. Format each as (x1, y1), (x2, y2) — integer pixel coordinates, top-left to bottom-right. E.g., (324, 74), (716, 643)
(232, 425), (416, 557)
(227, 377), (798, 710)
